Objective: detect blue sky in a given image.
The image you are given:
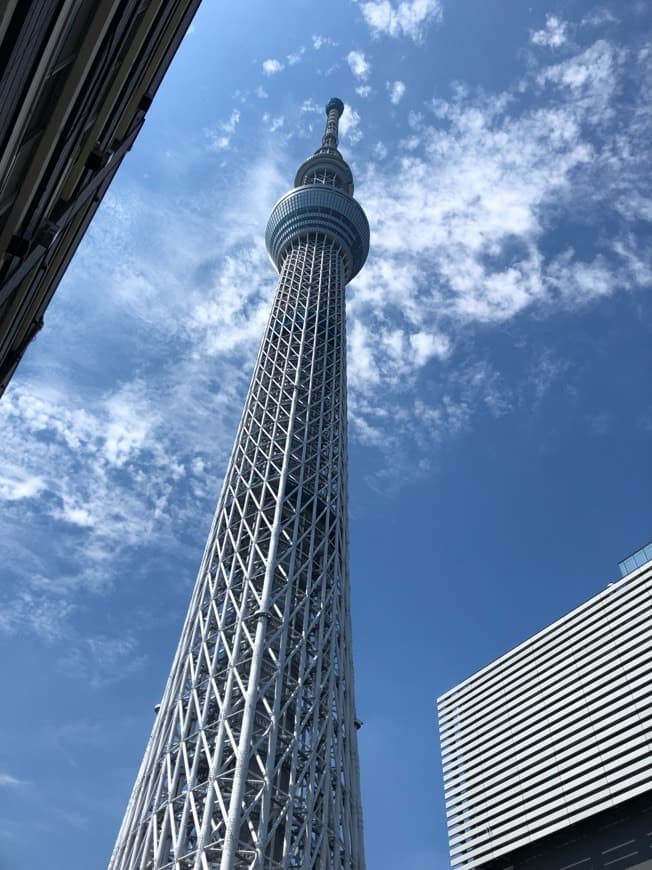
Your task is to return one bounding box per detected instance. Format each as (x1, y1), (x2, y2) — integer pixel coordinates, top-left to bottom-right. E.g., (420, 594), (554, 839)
(1, 0), (651, 867)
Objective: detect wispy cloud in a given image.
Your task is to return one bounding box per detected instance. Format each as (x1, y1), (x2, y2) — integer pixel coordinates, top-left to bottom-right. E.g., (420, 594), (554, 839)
(0, 150), (287, 642)
(345, 35), (652, 449)
(536, 39), (624, 119)
(0, 590), (77, 641)
(358, 0), (443, 42)
(60, 634), (147, 689)
(0, 772), (28, 788)
(581, 8), (618, 28)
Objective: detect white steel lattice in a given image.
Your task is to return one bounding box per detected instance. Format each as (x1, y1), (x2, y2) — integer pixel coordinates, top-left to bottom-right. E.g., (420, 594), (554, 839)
(110, 99), (369, 870)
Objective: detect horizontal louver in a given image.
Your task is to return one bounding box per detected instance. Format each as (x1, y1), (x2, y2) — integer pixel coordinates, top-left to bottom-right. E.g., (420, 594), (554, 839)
(438, 560), (652, 868)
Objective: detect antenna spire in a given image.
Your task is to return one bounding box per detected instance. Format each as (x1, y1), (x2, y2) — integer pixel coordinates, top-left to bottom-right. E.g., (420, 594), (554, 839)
(322, 97), (344, 150)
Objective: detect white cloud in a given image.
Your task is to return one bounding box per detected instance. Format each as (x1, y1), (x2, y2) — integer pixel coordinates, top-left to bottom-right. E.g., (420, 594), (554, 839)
(191, 246), (271, 354)
(262, 58), (284, 76)
(387, 80), (407, 104)
(312, 34), (337, 50)
(255, 86), (268, 99)
(348, 319), (381, 391)
(531, 15), (568, 48)
(0, 469), (44, 501)
(300, 98), (321, 114)
(356, 85), (373, 98)
(1, 381), (180, 545)
(410, 331), (450, 364)
(351, 326), (449, 387)
(205, 109), (240, 151)
(357, 91), (594, 321)
(339, 105), (363, 144)
(537, 40), (624, 120)
(52, 497), (95, 528)
(347, 50), (371, 79)
(262, 113), (285, 133)
(103, 384), (160, 467)
(359, 0), (443, 42)
(0, 365), (237, 642)
(400, 134), (420, 150)
(547, 251), (617, 301)
(287, 47), (304, 65)
(343, 38), (652, 450)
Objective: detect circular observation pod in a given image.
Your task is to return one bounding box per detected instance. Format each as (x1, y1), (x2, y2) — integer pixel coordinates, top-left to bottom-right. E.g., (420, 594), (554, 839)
(265, 185), (370, 282)
(326, 97), (344, 116)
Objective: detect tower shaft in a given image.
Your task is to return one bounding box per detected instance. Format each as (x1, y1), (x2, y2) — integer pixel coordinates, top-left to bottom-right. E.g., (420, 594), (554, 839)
(111, 99), (368, 870)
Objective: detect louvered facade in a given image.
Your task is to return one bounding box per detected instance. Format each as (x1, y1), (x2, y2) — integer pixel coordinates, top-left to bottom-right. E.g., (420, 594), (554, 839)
(438, 555), (652, 870)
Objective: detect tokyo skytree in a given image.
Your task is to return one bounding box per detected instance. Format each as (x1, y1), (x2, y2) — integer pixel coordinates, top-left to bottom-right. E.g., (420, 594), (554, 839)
(110, 98), (369, 870)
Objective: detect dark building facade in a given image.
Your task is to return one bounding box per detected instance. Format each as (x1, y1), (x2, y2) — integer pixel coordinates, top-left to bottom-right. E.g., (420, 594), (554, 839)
(482, 791), (652, 870)
(0, 0), (201, 396)
(438, 543), (652, 870)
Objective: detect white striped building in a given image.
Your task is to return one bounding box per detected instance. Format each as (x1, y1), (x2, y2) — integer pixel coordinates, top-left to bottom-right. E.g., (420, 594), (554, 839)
(438, 551), (652, 869)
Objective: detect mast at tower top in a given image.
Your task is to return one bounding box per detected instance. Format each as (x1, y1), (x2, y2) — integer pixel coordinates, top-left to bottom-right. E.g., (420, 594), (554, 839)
(293, 96), (356, 197)
(322, 96), (344, 151)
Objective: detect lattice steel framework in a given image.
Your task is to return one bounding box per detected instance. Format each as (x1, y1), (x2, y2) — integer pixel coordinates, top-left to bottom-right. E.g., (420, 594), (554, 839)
(110, 98), (369, 870)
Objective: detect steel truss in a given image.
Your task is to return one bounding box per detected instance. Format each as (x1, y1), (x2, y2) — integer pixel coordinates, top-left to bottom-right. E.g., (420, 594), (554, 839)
(110, 99), (368, 870)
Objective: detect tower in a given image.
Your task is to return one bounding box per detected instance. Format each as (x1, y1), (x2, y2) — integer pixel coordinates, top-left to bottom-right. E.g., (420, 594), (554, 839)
(110, 98), (369, 869)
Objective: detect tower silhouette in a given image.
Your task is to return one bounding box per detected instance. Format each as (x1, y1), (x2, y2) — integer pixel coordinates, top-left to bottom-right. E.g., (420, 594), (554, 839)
(110, 98), (369, 870)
